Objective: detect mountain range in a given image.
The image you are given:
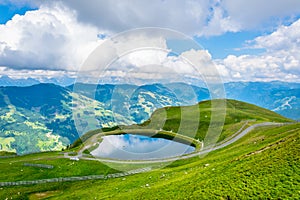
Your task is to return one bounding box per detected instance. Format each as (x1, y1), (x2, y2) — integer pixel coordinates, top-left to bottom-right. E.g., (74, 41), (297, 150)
(0, 81), (299, 154)
(0, 75), (75, 87)
(224, 81), (300, 120)
(0, 84), (132, 154)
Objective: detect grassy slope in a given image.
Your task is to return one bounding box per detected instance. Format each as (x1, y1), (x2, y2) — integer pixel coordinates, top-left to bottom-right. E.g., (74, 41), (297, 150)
(134, 99), (293, 143)
(0, 100), (298, 199)
(1, 123), (299, 199)
(73, 99), (292, 148)
(0, 151), (16, 156)
(0, 151), (119, 183)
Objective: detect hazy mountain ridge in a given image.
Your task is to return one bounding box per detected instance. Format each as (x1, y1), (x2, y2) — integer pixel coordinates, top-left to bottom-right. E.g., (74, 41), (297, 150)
(224, 81), (300, 120)
(0, 75), (75, 87)
(0, 75), (40, 87)
(69, 82), (210, 123)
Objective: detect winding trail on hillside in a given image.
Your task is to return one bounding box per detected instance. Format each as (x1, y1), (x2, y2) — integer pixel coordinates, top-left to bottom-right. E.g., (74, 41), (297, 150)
(0, 167), (152, 187)
(66, 122), (288, 164)
(0, 122), (291, 187)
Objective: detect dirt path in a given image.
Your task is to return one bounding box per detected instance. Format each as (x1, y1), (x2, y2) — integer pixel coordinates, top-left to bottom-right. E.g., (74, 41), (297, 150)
(0, 122), (292, 187)
(65, 122), (289, 164)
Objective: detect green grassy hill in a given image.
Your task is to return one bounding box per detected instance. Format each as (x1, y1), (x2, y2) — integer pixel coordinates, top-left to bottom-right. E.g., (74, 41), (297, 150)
(0, 100), (298, 199)
(128, 99), (293, 144)
(0, 122), (299, 199)
(71, 99), (292, 149)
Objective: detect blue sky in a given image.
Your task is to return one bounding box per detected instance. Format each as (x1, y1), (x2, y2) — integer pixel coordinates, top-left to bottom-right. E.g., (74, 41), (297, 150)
(165, 31), (267, 59)
(195, 31), (266, 59)
(0, 0), (300, 82)
(0, 4), (36, 24)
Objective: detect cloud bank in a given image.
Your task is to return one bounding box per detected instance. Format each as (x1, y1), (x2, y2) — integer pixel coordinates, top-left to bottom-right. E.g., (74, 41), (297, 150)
(0, 0), (300, 82)
(0, 3), (103, 71)
(217, 19), (300, 82)
(50, 0), (300, 36)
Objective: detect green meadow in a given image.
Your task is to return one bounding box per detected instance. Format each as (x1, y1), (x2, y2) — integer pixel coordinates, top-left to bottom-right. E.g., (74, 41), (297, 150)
(0, 100), (299, 199)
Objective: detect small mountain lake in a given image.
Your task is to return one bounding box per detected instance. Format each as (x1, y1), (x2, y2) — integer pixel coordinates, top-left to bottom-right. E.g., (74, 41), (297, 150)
(91, 134), (195, 160)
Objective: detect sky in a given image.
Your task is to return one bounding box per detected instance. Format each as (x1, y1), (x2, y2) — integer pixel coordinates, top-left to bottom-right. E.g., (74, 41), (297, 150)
(0, 0), (300, 83)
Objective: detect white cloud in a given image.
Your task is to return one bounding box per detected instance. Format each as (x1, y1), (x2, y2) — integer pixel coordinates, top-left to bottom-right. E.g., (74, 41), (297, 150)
(218, 54), (300, 82)
(199, 3), (241, 36)
(0, 2), (104, 71)
(222, 0), (300, 30)
(75, 29), (173, 82)
(2, 0), (300, 40)
(1, 0), (300, 83)
(56, 0), (212, 36)
(253, 19), (300, 52)
(0, 66), (77, 80)
(89, 47), (219, 84)
(74, 27), (217, 84)
(47, 0), (300, 36)
(217, 19), (300, 82)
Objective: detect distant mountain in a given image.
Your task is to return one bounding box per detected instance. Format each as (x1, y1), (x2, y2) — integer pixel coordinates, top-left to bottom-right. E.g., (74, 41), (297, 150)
(269, 89), (300, 120)
(0, 84), (132, 155)
(68, 82), (210, 123)
(1, 81), (299, 155)
(225, 81), (300, 120)
(0, 75), (40, 87)
(0, 82), (208, 154)
(71, 81), (300, 121)
(0, 75), (75, 87)
(39, 76), (75, 86)
(70, 81), (300, 122)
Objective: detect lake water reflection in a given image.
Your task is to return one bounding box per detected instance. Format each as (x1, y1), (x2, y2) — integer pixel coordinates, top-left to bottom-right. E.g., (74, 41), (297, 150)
(91, 134), (195, 160)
